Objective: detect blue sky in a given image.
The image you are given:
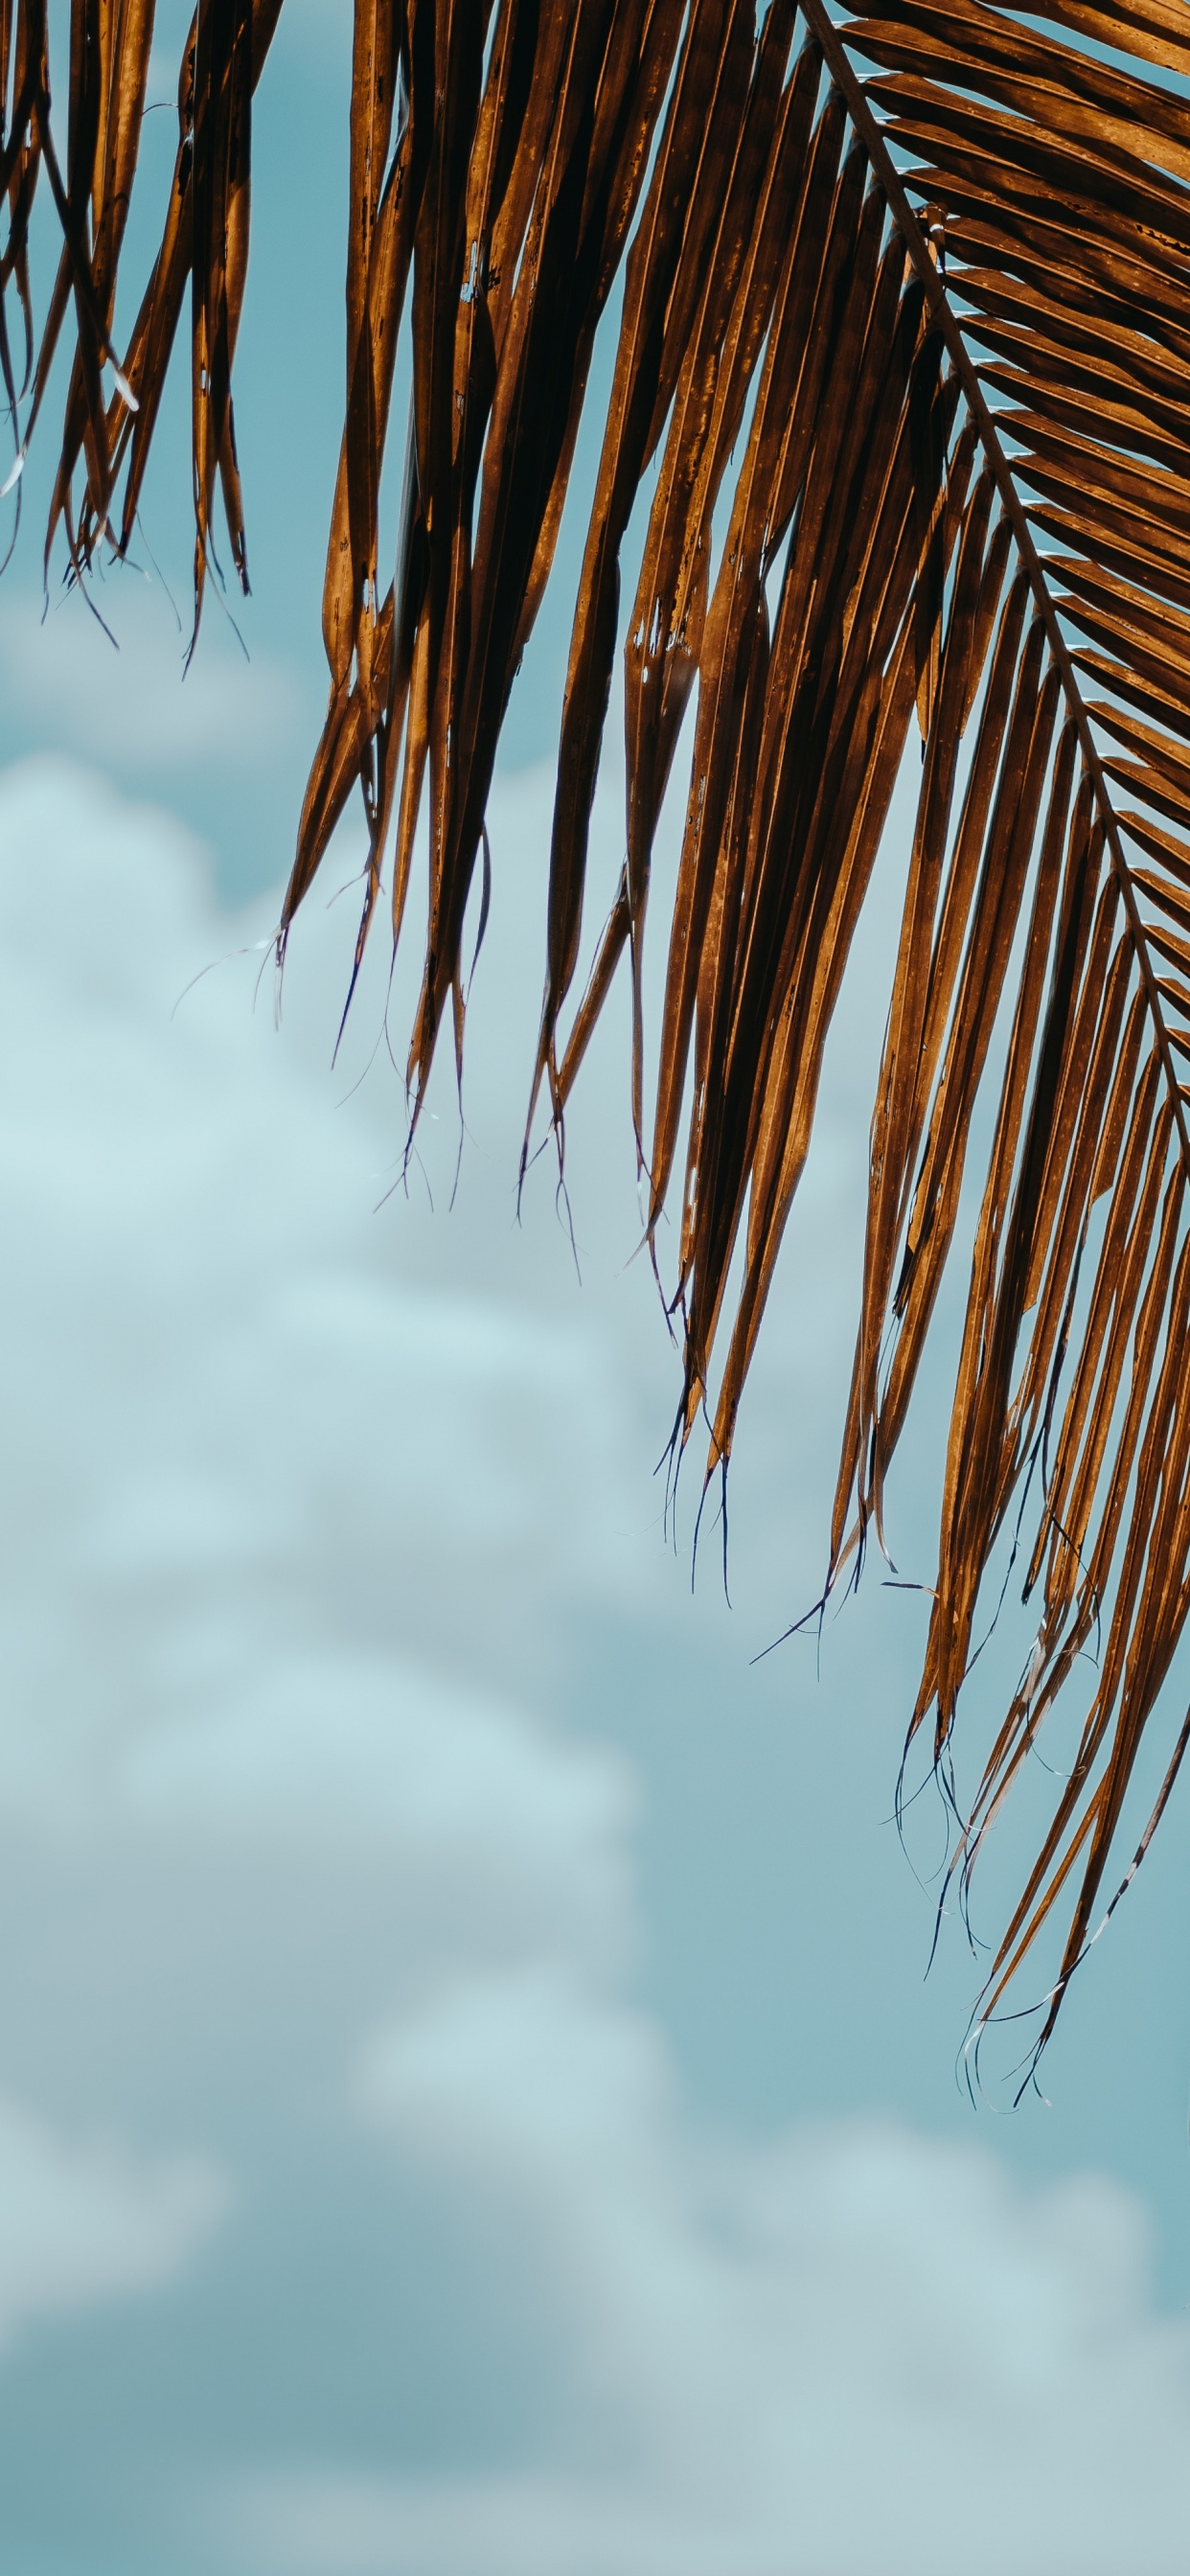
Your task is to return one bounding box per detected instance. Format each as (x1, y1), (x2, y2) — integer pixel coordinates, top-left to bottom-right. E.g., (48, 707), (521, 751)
(2, 9), (1190, 2571)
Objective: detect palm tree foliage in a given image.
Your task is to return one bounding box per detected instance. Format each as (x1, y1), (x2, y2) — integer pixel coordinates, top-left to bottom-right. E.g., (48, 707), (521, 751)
(5, 0), (1190, 2055)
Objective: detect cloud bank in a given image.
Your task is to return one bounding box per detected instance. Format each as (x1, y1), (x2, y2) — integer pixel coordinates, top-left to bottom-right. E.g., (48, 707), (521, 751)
(0, 755), (1187, 2574)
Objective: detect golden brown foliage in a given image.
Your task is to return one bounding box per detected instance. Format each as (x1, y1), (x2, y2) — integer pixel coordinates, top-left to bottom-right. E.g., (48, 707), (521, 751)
(7, 0), (1190, 2054)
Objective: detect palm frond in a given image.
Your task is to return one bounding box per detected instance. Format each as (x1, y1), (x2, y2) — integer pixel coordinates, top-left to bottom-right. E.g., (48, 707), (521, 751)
(6, 0), (1190, 2054)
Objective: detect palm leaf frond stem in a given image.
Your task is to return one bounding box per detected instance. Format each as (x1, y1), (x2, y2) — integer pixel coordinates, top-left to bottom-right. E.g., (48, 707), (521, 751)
(804, 0), (1190, 1183)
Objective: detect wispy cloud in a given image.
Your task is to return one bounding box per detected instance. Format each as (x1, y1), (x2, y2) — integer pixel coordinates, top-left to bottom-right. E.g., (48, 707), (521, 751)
(0, 2094), (227, 2353)
(0, 584), (303, 771)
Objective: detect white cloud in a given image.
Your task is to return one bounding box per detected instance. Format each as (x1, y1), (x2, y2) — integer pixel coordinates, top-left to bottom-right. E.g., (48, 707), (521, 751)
(236, 1972), (1190, 2576)
(0, 752), (1186, 2576)
(0, 2093), (226, 2352)
(121, 1655), (630, 1865)
(0, 755), (652, 1836)
(116, 1654), (636, 1976)
(0, 585), (302, 770)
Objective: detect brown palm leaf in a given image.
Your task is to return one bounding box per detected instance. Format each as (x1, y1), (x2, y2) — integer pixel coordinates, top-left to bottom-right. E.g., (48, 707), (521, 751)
(5, 0), (1190, 2059)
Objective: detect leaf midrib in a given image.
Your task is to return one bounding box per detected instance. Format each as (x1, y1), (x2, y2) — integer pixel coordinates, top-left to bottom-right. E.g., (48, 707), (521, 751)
(799, 0), (1190, 1184)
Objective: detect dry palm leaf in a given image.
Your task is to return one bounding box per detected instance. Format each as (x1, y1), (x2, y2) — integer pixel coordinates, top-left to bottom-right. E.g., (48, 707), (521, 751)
(6, 0), (1190, 2062)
